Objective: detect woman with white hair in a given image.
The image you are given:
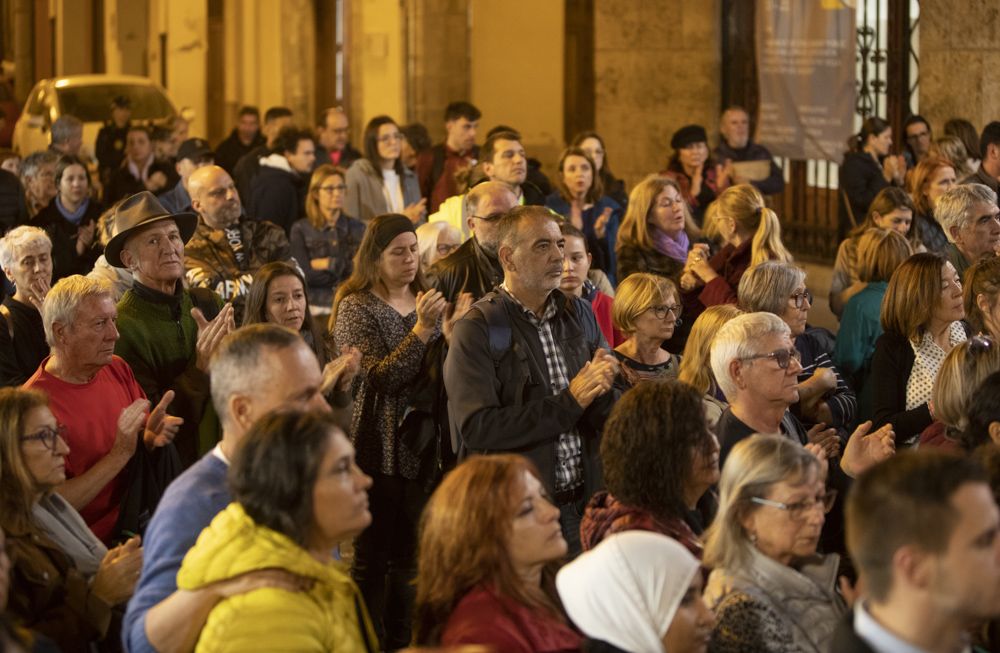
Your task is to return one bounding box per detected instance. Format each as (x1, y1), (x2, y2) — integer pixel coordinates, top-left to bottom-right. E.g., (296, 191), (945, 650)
(557, 531), (715, 653)
(703, 435), (845, 653)
(738, 261), (856, 432)
(415, 220), (461, 270)
(0, 226), (53, 386)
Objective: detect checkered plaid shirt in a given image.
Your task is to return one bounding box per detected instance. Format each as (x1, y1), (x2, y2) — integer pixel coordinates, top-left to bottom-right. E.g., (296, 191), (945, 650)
(501, 284), (583, 491)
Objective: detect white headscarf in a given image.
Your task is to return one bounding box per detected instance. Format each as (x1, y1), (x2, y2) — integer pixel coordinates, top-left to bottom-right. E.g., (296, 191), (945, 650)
(556, 531), (700, 653)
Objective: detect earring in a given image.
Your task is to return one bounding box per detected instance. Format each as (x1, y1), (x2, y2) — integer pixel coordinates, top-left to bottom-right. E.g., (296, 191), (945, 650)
(749, 532), (758, 544)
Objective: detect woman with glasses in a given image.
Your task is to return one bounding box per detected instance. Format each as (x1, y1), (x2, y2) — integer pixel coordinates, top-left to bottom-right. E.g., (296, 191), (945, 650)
(545, 146), (622, 284)
(872, 252), (968, 446)
(290, 164), (365, 317)
(616, 174), (701, 284)
(415, 221), (461, 270)
(738, 261), (857, 435)
(0, 387), (143, 652)
(703, 434), (846, 653)
(345, 116), (426, 224)
(919, 335), (1000, 450)
(611, 273), (682, 387)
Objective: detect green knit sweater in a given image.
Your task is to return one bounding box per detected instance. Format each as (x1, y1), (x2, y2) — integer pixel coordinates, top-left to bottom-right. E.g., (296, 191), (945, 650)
(115, 282), (223, 464)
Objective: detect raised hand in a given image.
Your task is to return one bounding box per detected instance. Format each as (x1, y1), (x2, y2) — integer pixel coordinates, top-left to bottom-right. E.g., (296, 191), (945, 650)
(92, 535), (144, 605)
(113, 398), (151, 461)
(806, 422), (841, 459)
(26, 276), (51, 312)
(594, 206), (614, 239)
(841, 421), (895, 478)
(443, 292), (474, 344)
(403, 198), (428, 224)
(415, 289), (447, 330)
(191, 303), (235, 372)
(321, 346), (363, 395)
(144, 389), (184, 449)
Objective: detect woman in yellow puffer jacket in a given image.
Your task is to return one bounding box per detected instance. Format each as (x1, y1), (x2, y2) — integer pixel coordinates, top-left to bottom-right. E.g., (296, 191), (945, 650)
(177, 409), (378, 652)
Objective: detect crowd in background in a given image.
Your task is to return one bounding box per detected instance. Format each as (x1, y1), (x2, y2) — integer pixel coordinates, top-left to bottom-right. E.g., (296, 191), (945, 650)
(0, 96), (999, 653)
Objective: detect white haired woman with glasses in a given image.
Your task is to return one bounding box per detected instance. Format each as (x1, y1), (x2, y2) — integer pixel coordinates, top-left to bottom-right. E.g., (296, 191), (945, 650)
(738, 261), (857, 434)
(611, 273), (682, 387)
(703, 434), (846, 653)
(0, 387), (142, 652)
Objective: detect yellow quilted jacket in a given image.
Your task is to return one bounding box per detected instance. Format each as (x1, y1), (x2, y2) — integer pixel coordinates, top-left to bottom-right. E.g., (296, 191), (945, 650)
(177, 503), (377, 652)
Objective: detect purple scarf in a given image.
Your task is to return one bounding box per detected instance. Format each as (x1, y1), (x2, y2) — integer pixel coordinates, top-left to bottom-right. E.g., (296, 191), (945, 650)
(652, 228), (690, 262)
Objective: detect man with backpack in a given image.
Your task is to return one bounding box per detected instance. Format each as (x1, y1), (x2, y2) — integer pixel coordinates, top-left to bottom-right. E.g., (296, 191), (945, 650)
(444, 205), (619, 555)
(416, 101), (481, 213)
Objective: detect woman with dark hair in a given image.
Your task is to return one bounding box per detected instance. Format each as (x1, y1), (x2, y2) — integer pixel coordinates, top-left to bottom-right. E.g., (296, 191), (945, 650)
(616, 174), (701, 283)
(332, 213), (453, 649)
(661, 125), (729, 226)
(289, 164), (365, 319)
(964, 371), (1000, 451)
(571, 131), (628, 208)
(413, 454), (582, 651)
(871, 252), (968, 445)
(545, 146), (622, 284)
(344, 115), (425, 223)
(0, 387), (143, 652)
(580, 380), (720, 558)
(242, 261), (330, 366)
(840, 117), (906, 240)
(31, 155), (103, 282)
(829, 186), (920, 317)
(907, 156), (958, 254)
(176, 409), (378, 650)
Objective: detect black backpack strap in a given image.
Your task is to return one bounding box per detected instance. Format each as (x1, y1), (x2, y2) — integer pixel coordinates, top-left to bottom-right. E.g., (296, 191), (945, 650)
(475, 296), (512, 365)
(570, 295), (604, 352)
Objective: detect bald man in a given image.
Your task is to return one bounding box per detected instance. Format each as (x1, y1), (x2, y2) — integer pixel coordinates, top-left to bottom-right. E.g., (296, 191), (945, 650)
(183, 165), (294, 321)
(426, 180), (518, 302)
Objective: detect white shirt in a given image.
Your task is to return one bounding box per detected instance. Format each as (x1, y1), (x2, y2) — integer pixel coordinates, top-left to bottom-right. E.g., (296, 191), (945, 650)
(381, 168), (404, 213)
(211, 443), (231, 466)
(905, 322), (967, 412)
(854, 602), (971, 653)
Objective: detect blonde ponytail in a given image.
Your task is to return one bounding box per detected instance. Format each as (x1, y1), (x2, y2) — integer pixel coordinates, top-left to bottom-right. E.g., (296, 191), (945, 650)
(716, 184), (793, 267)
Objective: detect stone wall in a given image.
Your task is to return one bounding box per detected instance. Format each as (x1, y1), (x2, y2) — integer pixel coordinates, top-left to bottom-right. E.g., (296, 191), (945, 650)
(919, 0), (1000, 138)
(594, 0), (721, 187)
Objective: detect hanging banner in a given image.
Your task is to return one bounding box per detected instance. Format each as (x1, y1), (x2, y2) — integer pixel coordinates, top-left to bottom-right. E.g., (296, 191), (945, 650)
(755, 0), (856, 162)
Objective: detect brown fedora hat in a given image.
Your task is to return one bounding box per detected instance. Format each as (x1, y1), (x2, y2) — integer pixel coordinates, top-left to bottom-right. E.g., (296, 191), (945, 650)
(104, 191), (198, 268)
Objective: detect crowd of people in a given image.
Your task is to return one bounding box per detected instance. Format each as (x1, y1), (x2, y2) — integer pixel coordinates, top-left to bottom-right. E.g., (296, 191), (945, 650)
(0, 96), (999, 653)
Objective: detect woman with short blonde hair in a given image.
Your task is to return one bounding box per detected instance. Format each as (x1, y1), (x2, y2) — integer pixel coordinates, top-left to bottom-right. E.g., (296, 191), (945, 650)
(612, 273), (682, 386)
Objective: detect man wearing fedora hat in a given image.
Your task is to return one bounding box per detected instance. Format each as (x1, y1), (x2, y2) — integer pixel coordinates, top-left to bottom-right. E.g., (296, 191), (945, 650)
(107, 191), (235, 465)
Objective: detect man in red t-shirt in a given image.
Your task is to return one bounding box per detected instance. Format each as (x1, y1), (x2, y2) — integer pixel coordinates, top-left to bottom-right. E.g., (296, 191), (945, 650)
(25, 275), (181, 544)
(416, 101), (481, 213)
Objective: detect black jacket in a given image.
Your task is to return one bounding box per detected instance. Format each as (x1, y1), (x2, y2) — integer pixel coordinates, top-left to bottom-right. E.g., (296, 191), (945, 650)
(0, 169), (27, 233)
(426, 236), (503, 302)
(0, 296), (48, 387)
(870, 331), (934, 446)
(249, 164), (308, 235)
(443, 289), (615, 497)
(104, 160), (178, 205)
(233, 144), (269, 213)
(31, 199), (104, 282)
(214, 129), (265, 175)
(828, 614), (877, 653)
(840, 151), (889, 235)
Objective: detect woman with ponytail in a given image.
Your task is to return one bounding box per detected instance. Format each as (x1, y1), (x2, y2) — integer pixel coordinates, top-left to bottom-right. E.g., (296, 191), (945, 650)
(680, 184), (792, 326)
(840, 117), (907, 240)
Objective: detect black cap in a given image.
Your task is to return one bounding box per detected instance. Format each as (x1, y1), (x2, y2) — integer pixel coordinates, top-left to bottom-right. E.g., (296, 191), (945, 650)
(177, 138), (213, 162)
(670, 124), (708, 150)
(111, 95), (131, 109)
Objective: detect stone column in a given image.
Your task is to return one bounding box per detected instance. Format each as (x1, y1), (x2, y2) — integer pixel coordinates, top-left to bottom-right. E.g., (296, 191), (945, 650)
(919, 0), (1000, 135)
(594, 0), (721, 187)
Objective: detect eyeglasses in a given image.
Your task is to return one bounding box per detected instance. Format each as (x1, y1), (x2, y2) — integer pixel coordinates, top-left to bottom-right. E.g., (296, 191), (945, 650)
(789, 289), (813, 309)
(471, 211), (505, 223)
(19, 424), (67, 452)
(436, 243), (460, 256)
(751, 489), (837, 521)
(647, 304), (682, 320)
(741, 347), (802, 370)
(317, 184), (347, 194)
(377, 133), (404, 144)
